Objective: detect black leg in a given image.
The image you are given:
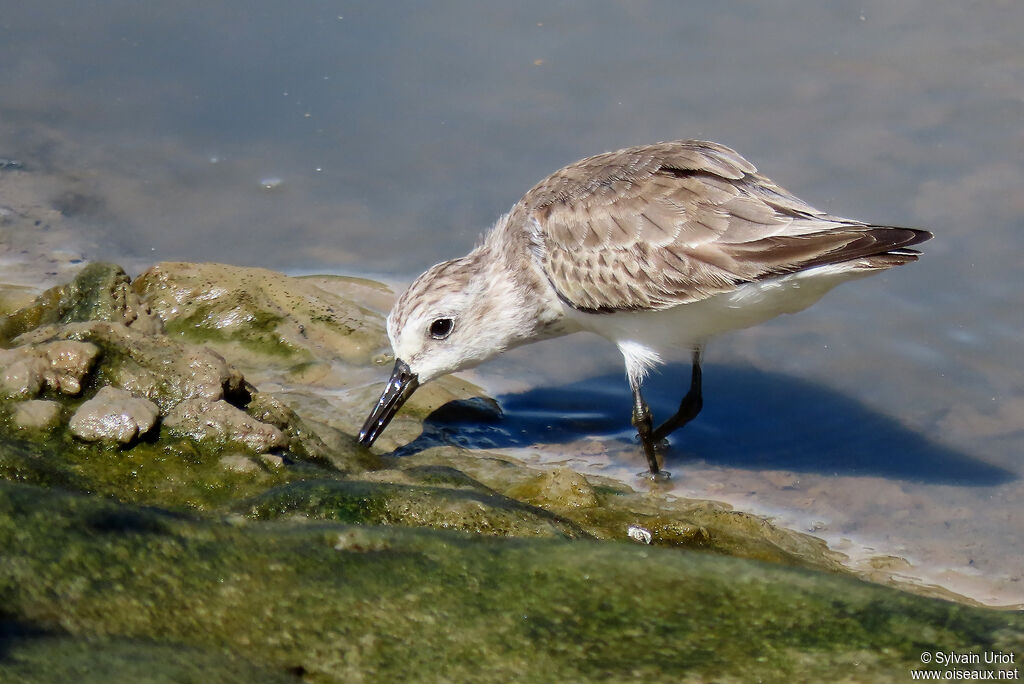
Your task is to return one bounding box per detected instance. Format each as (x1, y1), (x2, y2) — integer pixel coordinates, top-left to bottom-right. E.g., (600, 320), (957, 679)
(629, 376), (669, 480)
(652, 346), (704, 443)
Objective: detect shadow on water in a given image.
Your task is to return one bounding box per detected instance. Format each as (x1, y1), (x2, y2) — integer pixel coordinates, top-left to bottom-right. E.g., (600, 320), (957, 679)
(394, 363), (1017, 487)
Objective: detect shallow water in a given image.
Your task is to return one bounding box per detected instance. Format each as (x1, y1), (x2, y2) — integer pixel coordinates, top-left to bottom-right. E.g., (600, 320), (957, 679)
(1, 2), (1021, 605)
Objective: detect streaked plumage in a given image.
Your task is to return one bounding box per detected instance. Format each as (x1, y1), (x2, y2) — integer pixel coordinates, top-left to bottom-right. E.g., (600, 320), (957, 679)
(360, 139), (931, 478)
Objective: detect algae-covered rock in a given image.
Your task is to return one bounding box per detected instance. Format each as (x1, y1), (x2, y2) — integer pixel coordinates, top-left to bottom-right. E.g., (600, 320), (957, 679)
(164, 398), (287, 453)
(219, 452), (264, 473)
(506, 467), (600, 509)
(0, 283), (38, 317)
(240, 477), (589, 539)
(0, 346), (47, 398)
(0, 340), (99, 398)
(68, 386), (159, 444)
(0, 637), (299, 684)
(0, 436), (82, 489)
(0, 316), (351, 510)
(3, 259), (1016, 682)
(13, 321), (247, 414)
(245, 391), (361, 471)
(132, 261), (389, 366)
(11, 399), (62, 431)
(0, 481), (1020, 683)
(0, 263), (369, 510)
(399, 446), (852, 574)
(0, 261), (950, 590)
(0, 262), (160, 345)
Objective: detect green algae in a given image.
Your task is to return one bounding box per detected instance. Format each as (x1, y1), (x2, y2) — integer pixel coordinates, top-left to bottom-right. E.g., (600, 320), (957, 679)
(0, 428), (312, 512)
(239, 478), (589, 538)
(47, 263), (133, 328)
(131, 262), (390, 369)
(162, 304), (301, 359)
(0, 481), (1019, 683)
(0, 436), (82, 490)
(396, 447), (853, 574)
(0, 636), (299, 684)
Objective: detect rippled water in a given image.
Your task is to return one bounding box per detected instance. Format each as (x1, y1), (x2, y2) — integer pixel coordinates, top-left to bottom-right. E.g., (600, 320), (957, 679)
(1, 1), (1021, 605)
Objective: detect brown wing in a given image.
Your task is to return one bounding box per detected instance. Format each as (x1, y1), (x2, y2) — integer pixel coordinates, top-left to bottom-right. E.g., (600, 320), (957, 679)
(514, 140), (929, 313)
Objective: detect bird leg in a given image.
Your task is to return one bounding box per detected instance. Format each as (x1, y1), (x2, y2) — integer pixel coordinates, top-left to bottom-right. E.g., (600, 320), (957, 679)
(630, 377), (669, 480)
(652, 346), (704, 442)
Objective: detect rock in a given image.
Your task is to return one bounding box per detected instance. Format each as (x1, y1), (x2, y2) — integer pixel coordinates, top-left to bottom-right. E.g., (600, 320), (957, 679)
(244, 391), (341, 468)
(12, 400), (61, 431)
(219, 453), (261, 474)
(240, 478), (589, 539)
(400, 446), (853, 572)
(2, 256), (998, 656)
(259, 453), (286, 469)
(505, 468), (600, 509)
(40, 341), (101, 394)
(2, 481), (1021, 683)
(14, 322), (245, 413)
(0, 262), (160, 344)
(0, 441), (82, 489)
(163, 398), (287, 453)
(0, 284), (38, 318)
(0, 348), (46, 398)
(127, 262), (488, 455)
(0, 637), (296, 684)
(0, 341), (99, 398)
(132, 262), (389, 367)
(69, 386), (159, 444)
(868, 555), (914, 571)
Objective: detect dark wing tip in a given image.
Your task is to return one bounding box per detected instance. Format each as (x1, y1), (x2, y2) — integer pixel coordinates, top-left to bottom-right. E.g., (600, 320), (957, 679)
(866, 225), (933, 249)
(808, 225), (933, 270)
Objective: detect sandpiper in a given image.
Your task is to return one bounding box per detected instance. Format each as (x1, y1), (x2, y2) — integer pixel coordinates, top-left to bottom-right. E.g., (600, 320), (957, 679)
(358, 139), (931, 479)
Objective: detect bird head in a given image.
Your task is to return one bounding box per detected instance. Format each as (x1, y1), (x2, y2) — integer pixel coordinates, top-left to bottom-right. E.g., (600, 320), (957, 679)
(357, 247), (532, 446)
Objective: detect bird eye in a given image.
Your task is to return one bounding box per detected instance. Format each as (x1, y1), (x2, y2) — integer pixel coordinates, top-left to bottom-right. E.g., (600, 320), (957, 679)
(429, 317), (454, 340)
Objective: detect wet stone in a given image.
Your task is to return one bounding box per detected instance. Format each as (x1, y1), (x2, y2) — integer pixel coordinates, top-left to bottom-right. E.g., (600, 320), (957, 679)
(69, 386), (159, 444)
(2, 480), (1020, 683)
(0, 262), (160, 345)
(12, 400), (61, 431)
(1, 256), (1009, 680)
(0, 349), (46, 398)
(163, 398), (287, 453)
(506, 467), (600, 509)
(132, 261), (389, 367)
(259, 453), (286, 469)
(14, 321), (245, 414)
(242, 478), (589, 539)
(244, 391), (338, 468)
(219, 453), (261, 474)
(39, 341), (101, 394)
(0, 341), (100, 399)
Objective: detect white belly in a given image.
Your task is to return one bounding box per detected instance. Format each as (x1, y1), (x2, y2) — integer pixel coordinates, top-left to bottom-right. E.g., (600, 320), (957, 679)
(565, 263), (877, 380)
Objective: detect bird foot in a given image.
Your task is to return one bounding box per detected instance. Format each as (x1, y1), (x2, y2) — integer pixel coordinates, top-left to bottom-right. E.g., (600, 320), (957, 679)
(637, 470), (672, 483)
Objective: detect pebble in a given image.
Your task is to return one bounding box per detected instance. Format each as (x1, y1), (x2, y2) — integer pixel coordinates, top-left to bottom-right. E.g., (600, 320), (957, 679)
(69, 386), (159, 444)
(12, 399), (62, 431)
(163, 398), (287, 453)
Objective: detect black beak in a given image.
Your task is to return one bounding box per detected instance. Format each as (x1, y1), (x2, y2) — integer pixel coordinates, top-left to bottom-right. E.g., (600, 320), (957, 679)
(358, 359), (420, 446)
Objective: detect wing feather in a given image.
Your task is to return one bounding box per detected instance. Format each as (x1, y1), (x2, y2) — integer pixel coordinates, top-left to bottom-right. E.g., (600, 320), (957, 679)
(513, 140), (930, 312)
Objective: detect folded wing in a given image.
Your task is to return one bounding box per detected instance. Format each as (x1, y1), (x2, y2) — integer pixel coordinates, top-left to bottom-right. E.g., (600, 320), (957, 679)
(515, 140), (930, 313)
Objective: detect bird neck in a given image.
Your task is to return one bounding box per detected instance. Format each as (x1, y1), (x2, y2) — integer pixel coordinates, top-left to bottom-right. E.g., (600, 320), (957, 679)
(479, 219), (574, 345)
